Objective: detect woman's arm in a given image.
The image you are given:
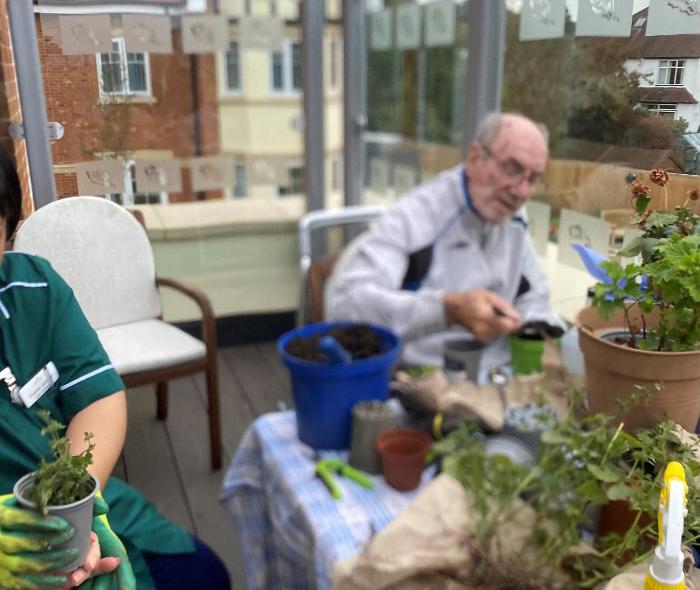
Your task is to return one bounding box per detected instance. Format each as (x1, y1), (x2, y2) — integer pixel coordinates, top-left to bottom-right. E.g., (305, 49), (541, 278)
(66, 390), (127, 491)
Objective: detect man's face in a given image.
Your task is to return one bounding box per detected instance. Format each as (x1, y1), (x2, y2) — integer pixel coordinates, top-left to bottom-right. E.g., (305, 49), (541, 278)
(466, 118), (548, 224)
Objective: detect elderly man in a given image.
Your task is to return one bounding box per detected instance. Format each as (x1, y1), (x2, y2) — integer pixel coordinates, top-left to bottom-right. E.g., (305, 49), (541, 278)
(325, 112), (564, 370)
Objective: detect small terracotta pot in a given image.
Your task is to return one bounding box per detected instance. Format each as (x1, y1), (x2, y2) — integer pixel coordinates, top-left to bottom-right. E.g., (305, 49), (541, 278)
(376, 428), (432, 491)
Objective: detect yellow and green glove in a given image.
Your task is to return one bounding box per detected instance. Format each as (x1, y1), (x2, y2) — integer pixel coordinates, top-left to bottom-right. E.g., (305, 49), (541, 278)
(77, 494), (135, 590)
(0, 493), (77, 590)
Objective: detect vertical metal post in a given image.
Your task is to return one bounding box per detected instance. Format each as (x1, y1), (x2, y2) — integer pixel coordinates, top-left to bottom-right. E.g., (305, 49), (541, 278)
(302, 0), (326, 257)
(462, 0), (505, 155)
(7, 0), (57, 207)
(342, 0), (366, 207)
(302, 0), (325, 214)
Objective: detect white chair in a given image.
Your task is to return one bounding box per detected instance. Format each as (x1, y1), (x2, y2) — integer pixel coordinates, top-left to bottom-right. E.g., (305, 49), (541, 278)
(14, 196), (222, 469)
(297, 205), (385, 326)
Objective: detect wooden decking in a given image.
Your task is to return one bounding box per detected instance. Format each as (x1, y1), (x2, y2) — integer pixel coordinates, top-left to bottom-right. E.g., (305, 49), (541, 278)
(113, 343), (292, 590)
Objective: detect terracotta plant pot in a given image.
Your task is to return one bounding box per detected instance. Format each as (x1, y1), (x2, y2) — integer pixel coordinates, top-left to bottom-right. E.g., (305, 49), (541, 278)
(14, 472), (99, 573)
(376, 428), (432, 492)
(577, 305), (700, 432)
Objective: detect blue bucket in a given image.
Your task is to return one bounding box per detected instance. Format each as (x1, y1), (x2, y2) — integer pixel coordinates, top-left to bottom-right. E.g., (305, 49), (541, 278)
(278, 322), (401, 449)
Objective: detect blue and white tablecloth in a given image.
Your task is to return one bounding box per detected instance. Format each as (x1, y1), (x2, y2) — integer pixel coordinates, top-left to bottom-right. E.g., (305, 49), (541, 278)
(219, 411), (434, 590)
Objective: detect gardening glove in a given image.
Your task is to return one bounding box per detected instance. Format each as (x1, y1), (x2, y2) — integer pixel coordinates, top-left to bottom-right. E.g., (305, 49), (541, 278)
(0, 494), (77, 590)
(76, 494), (135, 590)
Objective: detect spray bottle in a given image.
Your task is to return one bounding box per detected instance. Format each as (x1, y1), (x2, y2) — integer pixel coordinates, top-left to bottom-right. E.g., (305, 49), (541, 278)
(644, 461), (688, 590)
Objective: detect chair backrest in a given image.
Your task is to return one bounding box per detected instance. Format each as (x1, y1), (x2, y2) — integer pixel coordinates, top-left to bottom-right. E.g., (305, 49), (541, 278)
(13, 196), (161, 330)
(297, 205), (385, 326)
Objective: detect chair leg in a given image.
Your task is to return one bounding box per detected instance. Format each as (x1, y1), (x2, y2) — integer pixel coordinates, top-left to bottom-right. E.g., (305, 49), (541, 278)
(156, 382), (168, 420)
(206, 366), (222, 470)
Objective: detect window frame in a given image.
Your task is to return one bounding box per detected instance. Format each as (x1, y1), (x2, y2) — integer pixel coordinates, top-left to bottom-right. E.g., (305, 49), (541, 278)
(96, 37), (152, 98)
(656, 59), (685, 86)
(270, 39), (302, 96)
(644, 103), (678, 121)
(276, 160), (304, 196)
(223, 40), (242, 95)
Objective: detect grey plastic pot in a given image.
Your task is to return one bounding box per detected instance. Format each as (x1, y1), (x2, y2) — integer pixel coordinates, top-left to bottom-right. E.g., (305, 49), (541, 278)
(14, 472), (99, 573)
(349, 400), (395, 474)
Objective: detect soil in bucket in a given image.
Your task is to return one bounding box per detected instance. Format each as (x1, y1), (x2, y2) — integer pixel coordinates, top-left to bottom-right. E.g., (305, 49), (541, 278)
(376, 429), (432, 492)
(285, 324), (383, 362)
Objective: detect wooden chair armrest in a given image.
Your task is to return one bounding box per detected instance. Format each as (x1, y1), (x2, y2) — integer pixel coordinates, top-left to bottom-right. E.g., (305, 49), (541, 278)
(156, 277), (217, 351)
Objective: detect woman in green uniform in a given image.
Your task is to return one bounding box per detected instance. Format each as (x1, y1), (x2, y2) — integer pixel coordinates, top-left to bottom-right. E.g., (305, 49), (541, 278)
(0, 151), (230, 590)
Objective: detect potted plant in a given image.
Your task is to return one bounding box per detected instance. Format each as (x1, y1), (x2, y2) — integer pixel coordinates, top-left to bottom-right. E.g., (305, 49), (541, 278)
(577, 168), (700, 431)
(430, 404), (700, 589)
(13, 410), (99, 573)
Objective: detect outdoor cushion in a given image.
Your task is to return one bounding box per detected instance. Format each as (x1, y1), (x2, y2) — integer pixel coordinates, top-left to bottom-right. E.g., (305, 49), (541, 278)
(97, 319), (206, 375)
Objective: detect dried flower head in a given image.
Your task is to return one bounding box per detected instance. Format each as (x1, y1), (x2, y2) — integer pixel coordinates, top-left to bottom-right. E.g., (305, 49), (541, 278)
(688, 188), (700, 201)
(629, 180), (651, 200)
(649, 168), (669, 187)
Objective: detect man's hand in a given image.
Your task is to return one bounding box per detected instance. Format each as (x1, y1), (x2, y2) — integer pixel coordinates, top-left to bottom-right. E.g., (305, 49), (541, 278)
(0, 494), (77, 590)
(444, 289), (522, 342)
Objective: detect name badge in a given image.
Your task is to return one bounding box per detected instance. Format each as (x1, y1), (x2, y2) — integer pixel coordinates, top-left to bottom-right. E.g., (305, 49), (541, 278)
(17, 362), (59, 408)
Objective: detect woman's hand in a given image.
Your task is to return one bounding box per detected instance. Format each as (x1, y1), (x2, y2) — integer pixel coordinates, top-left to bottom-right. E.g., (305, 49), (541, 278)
(60, 532), (120, 588)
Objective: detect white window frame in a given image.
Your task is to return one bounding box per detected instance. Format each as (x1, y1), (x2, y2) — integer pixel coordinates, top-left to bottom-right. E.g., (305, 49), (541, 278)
(223, 41), (242, 95)
(231, 161), (247, 198)
(657, 59), (685, 86)
(96, 37), (152, 98)
(645, 103), (677, 120)
(107, 160), (168, 206)
(270, 40), (301, 96)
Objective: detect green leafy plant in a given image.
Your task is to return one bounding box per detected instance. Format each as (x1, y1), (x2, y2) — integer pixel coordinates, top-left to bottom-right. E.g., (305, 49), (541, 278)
(29, 410), (96, 516)
(592, 169), (700, 351)
(431, 402), (700, 589)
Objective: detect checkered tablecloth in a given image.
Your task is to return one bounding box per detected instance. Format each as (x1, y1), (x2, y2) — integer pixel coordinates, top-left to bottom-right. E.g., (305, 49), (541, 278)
(219, 411), (435, 590)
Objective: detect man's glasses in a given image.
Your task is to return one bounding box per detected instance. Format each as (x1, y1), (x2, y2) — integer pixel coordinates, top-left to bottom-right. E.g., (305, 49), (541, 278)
(480, 144), (544, 186)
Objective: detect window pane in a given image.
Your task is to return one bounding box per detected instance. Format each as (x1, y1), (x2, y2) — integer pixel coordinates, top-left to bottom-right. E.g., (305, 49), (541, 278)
(101, 62), (123, 93)
(127, 61), (147, 92)
(292, 43), (301, 90)
(233, 163), (246, 198)
(226, 42), (240, 91)
(272, 52), (283, 90)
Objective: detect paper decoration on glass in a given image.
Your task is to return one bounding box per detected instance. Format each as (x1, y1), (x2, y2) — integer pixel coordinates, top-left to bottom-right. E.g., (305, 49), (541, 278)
(396, 4), (421, 50)
(123, 15), (173, 54)
(576, 0), (633, 37)
(646, 0), (700, 36)
(425, 0), (456, 47)
(134, 159), (182, 193)
(58, 15), (112, 55)
(556, 208), (611, 270)
(519, 0), (566, 41)
(181, 15), (229, 54)
(75, 160), (125, 196)
(246, 156), (289, 186)
(369, 9), (393, 51)
(525, 200), (551, 257)
(190, 156), (235, 192)
(369, 158), (390, 192)
(239, 16), (284, 51)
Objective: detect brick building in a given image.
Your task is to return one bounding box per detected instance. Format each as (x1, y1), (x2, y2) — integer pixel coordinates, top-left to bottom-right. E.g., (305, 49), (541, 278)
(0, 0), (222, 206)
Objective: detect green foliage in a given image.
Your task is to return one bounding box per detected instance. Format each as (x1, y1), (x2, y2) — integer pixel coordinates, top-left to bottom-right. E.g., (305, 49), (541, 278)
(593, 182), (700, 351)
(29, 410), (95, 516)
(432, 408), (700, 589)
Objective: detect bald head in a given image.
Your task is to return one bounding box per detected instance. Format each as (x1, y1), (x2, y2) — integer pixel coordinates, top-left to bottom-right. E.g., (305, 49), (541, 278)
(466, 112), (549, 223)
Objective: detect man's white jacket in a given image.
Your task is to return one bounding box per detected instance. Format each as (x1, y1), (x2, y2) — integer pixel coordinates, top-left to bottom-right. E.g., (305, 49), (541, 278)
(325, 165), (565, 371)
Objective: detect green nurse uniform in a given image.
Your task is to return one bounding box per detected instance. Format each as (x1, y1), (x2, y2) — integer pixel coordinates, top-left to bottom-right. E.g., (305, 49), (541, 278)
(0, 252), (194, 589)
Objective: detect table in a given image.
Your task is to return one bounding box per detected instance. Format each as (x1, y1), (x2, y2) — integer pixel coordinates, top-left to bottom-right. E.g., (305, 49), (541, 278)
(220, 411), (435, 590)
